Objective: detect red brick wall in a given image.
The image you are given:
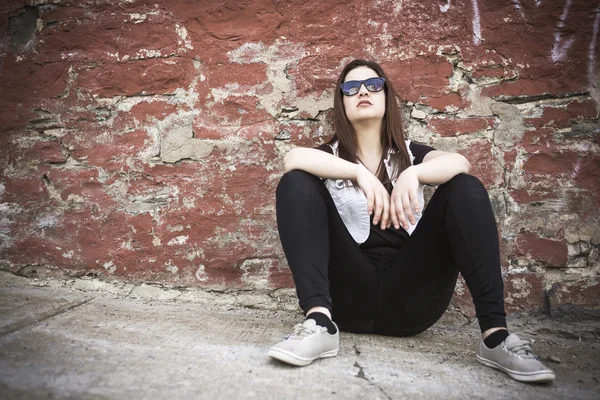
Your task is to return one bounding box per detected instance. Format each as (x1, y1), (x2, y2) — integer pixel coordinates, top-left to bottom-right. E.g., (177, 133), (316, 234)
(1, 0), (598, 314)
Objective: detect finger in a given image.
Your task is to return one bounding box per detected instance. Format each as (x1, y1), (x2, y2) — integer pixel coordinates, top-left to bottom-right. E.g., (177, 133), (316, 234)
(373, 193), (384, 225)
(366, 190), (374, 216)
(380, 192), (390, 230)
(392, 193), (407, 229)
(390, 199), (400, 229)
(410, 189), (420, 215)
(402, 194), (415, 226)
(396, 201), (408, 230)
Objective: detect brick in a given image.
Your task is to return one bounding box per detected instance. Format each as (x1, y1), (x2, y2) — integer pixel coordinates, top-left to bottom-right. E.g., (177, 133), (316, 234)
(76, 58), (195, 97)
(205, 96), (272, 127)
(207, 63), (268, 88)
(0, 59), (69, 102)
(515, 231), (568, 267)
(1, 176), (47, 203)
(521, 151), (600, 194)
(176, 0), (284, 43)
(548, 280), (600, 309)
(424, 93), (466, 112)
(70, 129), (150, 168)
(268, 262), (294, 289)
(456, 140), (503, 188)
(27, 139), (66, 164)
(481, 74), (587, 101)
(428, 117), (489, 137)
(38, 8), (180, 64)
(129, 101), (178, 122)
(382, 57), (454, 104)
(567, 100), (598, 119)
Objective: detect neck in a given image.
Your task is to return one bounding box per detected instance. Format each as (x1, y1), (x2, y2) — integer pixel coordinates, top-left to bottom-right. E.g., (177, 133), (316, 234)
(354, 120), (383, 160)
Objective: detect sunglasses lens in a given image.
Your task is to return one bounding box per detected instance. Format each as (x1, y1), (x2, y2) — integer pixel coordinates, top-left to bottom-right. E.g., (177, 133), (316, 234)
(365, 78), (384, 92)
(341, 81), (360, 96)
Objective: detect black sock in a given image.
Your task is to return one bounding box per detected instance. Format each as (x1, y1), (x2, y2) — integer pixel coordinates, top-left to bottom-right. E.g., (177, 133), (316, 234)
(484, 329), (509, 348)
(306, 312), (337, 334)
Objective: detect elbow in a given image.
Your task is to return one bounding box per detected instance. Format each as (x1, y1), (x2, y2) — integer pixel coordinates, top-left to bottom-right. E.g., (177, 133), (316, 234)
(462, 155), (471, 174)
(283, 149), (298, 172)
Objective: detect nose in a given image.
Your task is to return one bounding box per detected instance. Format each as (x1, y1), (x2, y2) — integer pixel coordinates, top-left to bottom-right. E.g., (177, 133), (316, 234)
(357, 83), (369, 96)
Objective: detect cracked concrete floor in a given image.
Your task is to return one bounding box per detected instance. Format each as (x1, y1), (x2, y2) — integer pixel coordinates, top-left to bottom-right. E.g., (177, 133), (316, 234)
(1, 274), (599, 399)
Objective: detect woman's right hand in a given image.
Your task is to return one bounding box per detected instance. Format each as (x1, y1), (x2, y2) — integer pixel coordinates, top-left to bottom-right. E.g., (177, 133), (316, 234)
(356, 164), (391, 229)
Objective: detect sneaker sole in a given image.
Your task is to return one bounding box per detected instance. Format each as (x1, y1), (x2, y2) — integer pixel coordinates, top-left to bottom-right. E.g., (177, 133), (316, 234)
(268, 348), (339, 367)
(476, 354), (555, 383)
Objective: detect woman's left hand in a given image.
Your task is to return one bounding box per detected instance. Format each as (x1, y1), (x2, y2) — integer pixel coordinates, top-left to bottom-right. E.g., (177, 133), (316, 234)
(388, 166), (421, 230)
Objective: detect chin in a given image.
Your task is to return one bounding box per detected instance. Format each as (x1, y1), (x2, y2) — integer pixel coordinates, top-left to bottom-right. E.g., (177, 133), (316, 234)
(350, 113), (384, 123)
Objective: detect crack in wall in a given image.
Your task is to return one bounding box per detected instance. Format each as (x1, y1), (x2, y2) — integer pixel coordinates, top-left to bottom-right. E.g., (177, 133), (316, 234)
(496, 91), (590, 105)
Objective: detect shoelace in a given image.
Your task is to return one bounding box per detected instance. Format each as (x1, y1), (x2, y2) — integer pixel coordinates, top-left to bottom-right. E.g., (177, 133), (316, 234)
(506, 338), (537, 360)
(285, 323), (323, 340)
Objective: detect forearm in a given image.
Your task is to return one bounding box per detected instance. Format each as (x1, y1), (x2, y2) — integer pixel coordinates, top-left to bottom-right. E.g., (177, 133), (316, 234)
(283, 147), (359, 180)
(411, 153), (471, 186)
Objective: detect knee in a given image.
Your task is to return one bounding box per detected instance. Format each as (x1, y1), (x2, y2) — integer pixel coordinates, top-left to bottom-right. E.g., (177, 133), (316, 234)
(276, 170), (322, 201)
(440, 173), (487, 197)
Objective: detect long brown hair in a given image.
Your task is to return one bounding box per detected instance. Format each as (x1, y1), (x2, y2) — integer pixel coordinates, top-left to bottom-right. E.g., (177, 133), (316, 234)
(330, 59), (411, 185)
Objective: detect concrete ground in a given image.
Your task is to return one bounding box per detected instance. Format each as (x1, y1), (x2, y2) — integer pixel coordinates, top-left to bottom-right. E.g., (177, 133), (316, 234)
(0, 271), (599, 400)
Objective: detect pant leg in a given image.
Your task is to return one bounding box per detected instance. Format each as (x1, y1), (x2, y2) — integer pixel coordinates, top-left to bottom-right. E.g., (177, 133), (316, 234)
(377, 173), (507, 336)
(275, 170), (379, 332)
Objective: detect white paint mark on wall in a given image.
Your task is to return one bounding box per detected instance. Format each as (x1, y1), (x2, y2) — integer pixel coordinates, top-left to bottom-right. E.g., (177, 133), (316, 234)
(166, 261), (179, 274)
(175, 23), (193, 51)
(168, 235), (188, 246)
(570, 143), (591, 180)
(62, 250), (74, 259)
(36, 214), (58, 229)
(128, 13), (147, 24)
(588, 5), (600, 95)
(195, 264), (209, 282)
(551, 0), (575, 63)
(135, 49), (162, 59)
(374, 0), (403, 15)
(227, 42), (267, 64)
(103, 261), (117, 273)
(440, 0), (451, 12)
(472, 0), (482, 45)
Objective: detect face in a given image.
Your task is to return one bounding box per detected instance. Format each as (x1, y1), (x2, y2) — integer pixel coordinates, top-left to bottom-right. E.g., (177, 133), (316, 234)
(342, 66), (386, 126)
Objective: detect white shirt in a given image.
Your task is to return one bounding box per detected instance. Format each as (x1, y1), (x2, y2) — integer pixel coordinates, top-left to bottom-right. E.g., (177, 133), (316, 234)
(323, 140), (427, 244)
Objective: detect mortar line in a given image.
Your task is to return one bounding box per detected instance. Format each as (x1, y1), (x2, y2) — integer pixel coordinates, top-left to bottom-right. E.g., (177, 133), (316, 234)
(0, 297), (94, 338)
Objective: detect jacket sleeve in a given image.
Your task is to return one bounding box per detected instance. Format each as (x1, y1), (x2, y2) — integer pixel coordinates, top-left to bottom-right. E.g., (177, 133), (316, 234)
(314, 143), (334, 155)
(409, 141), (436, 165)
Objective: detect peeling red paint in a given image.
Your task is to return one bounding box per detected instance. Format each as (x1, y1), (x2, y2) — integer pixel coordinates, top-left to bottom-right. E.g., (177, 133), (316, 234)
(0, 0), (598, 313)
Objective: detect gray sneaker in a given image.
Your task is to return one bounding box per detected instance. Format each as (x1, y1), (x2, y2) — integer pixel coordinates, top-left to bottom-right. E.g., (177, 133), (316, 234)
(268, 319), (339, 366)
(476, 333), (555, 383)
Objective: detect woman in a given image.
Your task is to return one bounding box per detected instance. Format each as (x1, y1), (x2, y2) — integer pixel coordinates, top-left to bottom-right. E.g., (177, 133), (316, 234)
(268, 59), (554, 383)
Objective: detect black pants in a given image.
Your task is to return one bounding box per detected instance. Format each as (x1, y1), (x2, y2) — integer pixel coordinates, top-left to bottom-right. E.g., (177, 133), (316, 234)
(276, 170), (507, 337)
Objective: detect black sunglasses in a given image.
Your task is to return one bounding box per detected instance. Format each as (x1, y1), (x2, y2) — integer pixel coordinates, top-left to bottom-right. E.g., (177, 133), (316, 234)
(340, 77), (385, 96)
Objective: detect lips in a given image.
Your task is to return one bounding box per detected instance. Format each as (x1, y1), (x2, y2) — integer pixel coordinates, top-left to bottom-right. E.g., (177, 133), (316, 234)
(357, 100), (372, 106)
